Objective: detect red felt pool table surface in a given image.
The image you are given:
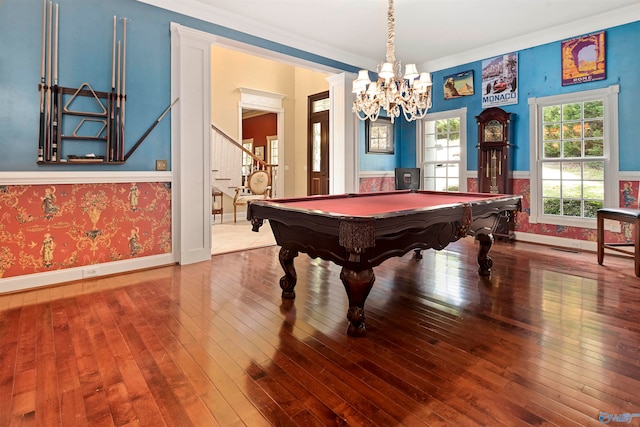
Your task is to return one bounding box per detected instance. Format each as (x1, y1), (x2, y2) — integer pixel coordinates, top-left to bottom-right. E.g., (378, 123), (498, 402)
(261, 190), (513, 217)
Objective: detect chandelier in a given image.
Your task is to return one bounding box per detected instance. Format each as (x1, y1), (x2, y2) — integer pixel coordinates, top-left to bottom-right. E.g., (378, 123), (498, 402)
(352, 0), (432, 123)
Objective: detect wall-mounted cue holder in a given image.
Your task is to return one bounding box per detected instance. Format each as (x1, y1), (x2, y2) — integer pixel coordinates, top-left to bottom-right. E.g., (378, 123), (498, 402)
(37, 83), (126, 164)
(37, 0), (128, 164)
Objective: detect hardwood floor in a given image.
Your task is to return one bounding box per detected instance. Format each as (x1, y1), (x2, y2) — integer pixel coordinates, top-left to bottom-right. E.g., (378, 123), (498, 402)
(1, 237), (639, 426)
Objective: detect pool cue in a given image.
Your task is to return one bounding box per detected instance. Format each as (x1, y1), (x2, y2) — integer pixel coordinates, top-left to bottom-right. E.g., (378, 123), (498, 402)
(38, 0), (47, 162)
(44, 0), (53, 161)
(116, 40), (121, 161)
(51, 3), (59, 161)
(119, 18), (127, 161)
(124, 98), (179, 161)
(109, 15), (116, 161)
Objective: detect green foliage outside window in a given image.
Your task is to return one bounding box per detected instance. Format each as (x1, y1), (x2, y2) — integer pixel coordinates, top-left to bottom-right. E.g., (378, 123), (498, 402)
(540, 99), (605, 219)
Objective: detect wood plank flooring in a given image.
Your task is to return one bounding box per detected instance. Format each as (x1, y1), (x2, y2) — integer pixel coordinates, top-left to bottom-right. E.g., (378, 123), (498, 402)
(1, 238), (639, 426)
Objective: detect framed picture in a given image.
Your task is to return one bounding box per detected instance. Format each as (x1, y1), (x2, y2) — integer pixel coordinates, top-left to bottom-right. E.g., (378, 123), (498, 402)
(254, 146), (265, 160)
(365, 117), (394, 154)
(561, 30), (606, 86)
(443, 70), (474, 100)
(481, 52), (518, 108)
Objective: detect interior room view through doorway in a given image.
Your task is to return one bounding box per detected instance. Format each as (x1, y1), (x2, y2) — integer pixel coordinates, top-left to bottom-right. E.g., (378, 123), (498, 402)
(210, 45), (333, 255)
(211, 107), (278, 255)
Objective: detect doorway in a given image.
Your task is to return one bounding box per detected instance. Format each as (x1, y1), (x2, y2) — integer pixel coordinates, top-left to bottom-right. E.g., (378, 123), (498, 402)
(171, 23), (356, 265)
(211, 108), (280, 255)
(308, 91), (330, 195)
(240, 109), (278, 192)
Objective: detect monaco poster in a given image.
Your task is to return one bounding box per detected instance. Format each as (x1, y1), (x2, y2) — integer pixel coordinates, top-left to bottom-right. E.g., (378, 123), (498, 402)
(481, 52), (518, 108)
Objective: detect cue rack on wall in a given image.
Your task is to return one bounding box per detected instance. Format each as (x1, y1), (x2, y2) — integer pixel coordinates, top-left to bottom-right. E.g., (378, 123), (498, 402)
(37, 0), (128, 164)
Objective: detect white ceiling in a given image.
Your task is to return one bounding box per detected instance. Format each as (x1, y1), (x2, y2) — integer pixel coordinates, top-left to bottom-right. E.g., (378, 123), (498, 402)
(141, 0), (640, 72)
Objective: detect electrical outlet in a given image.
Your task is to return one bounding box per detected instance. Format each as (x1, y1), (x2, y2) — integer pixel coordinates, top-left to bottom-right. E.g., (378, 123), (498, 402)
(568, 240), (581, 249)
(83, 267), (98, 278)
(156, 159), (168, 171)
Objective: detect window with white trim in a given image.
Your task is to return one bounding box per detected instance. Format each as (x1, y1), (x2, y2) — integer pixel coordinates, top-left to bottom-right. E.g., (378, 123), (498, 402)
(267, 135), (279, 197)
(529, 85), (619, 228)
(242, 138), (253, 177)
(419, 108), (467, 192)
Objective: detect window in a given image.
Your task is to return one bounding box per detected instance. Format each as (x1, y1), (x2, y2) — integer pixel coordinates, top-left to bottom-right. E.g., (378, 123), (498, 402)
(242, 139), (253, 177)
(529, 85), (619, 228)
(419, 108), (467, 192)
(311, 97), (330, 113)
(267, 135), (279, 197)
(267, 135), (278, 166)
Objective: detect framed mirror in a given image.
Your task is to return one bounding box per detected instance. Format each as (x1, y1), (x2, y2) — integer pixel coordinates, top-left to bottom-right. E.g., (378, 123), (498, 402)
(365, 117), (394, 154)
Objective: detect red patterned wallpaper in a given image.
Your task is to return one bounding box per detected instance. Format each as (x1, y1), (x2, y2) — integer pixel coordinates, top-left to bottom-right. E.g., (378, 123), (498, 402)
(510, 178), (638, 244)
(359, 176), (395, 193)
(0, 182), (171, 279)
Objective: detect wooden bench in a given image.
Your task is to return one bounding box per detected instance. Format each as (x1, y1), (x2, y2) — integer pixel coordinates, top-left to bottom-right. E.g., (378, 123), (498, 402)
(597, 208), (640, 277)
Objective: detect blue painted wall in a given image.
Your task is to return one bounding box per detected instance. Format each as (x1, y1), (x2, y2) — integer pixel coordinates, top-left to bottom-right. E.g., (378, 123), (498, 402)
(359, 20), (640, 173)
(0, 0), (356, 172)
(2, 1), (638, 174)
(426, 21), (640, 173)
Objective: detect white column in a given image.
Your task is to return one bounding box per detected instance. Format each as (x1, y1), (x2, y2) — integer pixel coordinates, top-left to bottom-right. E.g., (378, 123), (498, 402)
(171, 23), (213, 264)
(327, 72), (358, 194)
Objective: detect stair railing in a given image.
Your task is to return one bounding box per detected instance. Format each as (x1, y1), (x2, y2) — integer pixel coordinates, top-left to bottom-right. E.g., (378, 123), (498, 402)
(211, 124), (276, 188)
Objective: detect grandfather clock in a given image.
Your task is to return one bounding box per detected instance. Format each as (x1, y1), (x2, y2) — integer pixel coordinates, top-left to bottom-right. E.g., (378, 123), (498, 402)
(476, 107), (513, 194)
(476, 107), (515, 239)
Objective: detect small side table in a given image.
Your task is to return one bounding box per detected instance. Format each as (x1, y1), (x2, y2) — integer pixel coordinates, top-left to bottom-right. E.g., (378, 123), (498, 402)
(212, 188), (223, 223)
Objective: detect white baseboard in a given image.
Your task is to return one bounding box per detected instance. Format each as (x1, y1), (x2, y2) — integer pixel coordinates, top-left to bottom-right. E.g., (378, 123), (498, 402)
(0, 253), (176, 294)
(514, 231), (597, 252)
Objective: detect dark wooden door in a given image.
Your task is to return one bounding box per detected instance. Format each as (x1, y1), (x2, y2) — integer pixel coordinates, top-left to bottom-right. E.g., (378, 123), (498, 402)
(308, 91), (330, 195)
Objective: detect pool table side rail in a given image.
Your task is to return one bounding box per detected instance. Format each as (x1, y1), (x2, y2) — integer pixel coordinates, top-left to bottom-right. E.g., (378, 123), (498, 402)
(247, 191), (521, 221)
(248, 193), (522, 257)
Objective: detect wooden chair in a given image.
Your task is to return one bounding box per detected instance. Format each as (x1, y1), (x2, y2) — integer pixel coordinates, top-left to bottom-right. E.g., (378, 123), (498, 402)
(233, 169), (271, 222)
(597, 208), (640, 277)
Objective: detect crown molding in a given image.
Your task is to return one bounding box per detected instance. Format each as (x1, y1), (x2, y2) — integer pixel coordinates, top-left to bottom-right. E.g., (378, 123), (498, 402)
(137, 0), (377, 71)
(422, 4), (640, 71)
(140, 1), (639, 73)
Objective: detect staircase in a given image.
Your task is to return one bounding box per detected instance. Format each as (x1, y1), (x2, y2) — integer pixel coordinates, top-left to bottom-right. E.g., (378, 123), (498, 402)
(211, 126), (243, 198)
(210, 124), (276, 199)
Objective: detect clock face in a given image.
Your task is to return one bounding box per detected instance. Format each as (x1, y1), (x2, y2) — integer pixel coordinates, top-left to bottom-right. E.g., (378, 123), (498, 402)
(484, 120), (503, 142)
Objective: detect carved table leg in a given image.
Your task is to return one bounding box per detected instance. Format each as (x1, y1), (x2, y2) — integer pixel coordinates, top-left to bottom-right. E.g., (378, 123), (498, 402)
(340, 267), (375, 337)
(476, 233), (494, 277)
(278, 247), (298, 299)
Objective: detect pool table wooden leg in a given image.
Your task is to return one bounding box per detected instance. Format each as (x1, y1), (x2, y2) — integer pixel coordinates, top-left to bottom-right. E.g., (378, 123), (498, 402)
(278, 247), (298, 299)
(340, 266), (375, 337)
(476, 233), (494, 276)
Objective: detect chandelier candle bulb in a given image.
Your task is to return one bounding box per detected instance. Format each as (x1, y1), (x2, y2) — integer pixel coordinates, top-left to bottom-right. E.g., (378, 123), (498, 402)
(404, 64), (419, 80)
(379, 62), (395, 79)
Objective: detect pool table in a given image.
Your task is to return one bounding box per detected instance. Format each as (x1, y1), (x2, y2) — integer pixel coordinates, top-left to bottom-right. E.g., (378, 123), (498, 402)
(248, 190), (522, 337)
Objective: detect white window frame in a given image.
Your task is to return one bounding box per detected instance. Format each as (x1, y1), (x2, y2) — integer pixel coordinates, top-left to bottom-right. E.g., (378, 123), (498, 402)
(242, 138), (253, 177)
(528, 85), (619, 229)
(267, 135), (278, 165)
(417, 107), (468, 192)
(267, 135), (279, 197)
